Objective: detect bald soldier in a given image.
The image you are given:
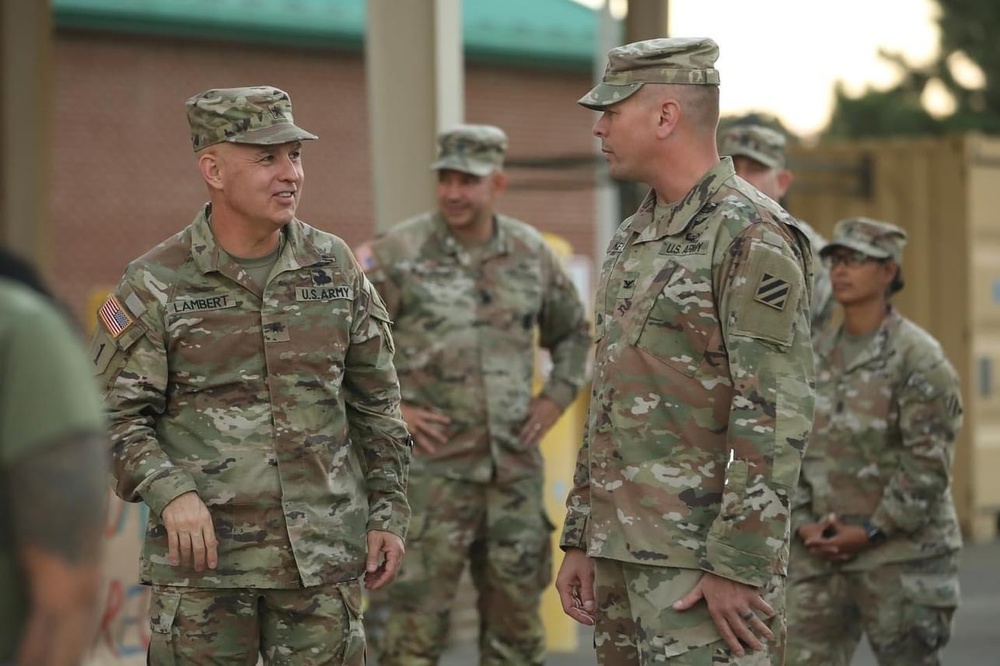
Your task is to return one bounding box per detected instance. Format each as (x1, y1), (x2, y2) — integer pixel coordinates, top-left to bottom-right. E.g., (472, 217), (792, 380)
(89, 86), (411, 665)
(787, 218), (963, 666)
(555, 38), (815, 665)
(356, 124), (591, 665)
(720, 123), (835, 332)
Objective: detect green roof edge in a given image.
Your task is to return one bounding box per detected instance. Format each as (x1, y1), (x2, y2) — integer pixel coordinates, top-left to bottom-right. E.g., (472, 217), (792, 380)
(53, 3), (595, 71)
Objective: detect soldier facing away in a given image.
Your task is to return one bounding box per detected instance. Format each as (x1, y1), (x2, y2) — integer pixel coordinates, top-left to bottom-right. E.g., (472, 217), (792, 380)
(787, 218), (963, 666)
(555, 37), (816, 666)
(719, 122), (836, 333)
(356, 124), (591, 665)
(1, 250), (108, 666)
(89, 86), (412, 665)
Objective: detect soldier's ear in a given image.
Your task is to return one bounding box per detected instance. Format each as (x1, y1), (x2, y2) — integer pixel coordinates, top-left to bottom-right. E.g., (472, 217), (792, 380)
(490, 170), (508, 196)
(777, 168), (794, 198)
(198, 149), (224, 191)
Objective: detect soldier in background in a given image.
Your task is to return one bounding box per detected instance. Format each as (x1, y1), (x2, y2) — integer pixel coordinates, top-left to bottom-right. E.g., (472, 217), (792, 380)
(555, 38), (815, 665)
(89, 86), (411, 665)
(720, 122), (835, 332)
(1, 249), (108, 666)
(787, 218), (963, 666)
(356, 124), (591, 665)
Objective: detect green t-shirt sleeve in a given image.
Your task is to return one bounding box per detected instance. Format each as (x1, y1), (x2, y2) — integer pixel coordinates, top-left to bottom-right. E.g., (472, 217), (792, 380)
(0, 296), (106, 464)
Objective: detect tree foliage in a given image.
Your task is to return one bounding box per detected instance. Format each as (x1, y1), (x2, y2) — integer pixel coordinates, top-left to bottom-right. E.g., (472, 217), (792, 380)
(823, 0), (1000, 138)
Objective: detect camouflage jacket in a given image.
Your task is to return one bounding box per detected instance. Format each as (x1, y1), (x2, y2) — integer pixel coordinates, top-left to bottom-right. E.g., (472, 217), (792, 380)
(560, 158), (815, 587)
(361, 212), (591, 483)
(796, 218), (835, 333)
(90, 206), (411, 588)
(791, 308), (963, 577)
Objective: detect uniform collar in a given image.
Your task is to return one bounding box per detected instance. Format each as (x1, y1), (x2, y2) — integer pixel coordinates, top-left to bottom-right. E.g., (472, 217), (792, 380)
(634, 157), (736, 242)
(190, 204), (331, 278)
(430, 211), (509, 261)
(819, 306), (901, 371)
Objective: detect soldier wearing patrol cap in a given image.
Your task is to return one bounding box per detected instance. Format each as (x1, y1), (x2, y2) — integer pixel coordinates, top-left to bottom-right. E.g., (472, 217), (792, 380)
(555, 37), (816, 665)
(89, 85), (412, 664)
(355, 124), (591, 665)
(720, 122), (836, 332)
(787, 217), (963, 666)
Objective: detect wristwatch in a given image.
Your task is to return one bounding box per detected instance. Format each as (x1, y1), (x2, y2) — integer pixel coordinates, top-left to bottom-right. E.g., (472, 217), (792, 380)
(862, 522), (886, 546)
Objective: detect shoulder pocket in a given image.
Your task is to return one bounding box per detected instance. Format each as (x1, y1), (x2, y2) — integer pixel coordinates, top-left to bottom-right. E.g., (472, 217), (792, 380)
(730, 240), (803, 348)
(89, 293), (149, 380)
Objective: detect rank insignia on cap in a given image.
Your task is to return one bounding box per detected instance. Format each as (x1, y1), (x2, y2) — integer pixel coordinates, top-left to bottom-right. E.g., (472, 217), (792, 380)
(98, 295), (135, 338)
(754, 273), (790, 311)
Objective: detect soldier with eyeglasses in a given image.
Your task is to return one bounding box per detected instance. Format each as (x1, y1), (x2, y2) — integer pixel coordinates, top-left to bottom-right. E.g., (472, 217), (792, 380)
(787, 217), (964, 666)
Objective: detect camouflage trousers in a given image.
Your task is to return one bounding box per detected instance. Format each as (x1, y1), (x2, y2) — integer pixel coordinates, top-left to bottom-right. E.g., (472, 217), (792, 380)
(592, 559), (786, 666)
(785, 552), (960, 666)
(374, 472), (553, 666)
(146, 579), (365, 665)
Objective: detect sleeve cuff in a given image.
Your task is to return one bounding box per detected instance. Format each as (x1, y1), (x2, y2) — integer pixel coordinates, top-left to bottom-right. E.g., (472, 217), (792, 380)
(559, 514), (589, 552)
(702, 534), (776, 588)
(542, 379), (579, 411)
(139, 470), (199, 518)
(368, 501), (411, 541)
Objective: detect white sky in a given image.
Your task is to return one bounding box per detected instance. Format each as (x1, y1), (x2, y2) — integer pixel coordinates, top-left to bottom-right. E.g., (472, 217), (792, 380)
(574, 0), (942, 137)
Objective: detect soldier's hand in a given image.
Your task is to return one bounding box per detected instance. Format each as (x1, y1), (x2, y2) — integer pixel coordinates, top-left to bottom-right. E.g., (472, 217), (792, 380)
(400, 402), (451, 454)
(161, 491), (218, 571)
(365, 530), (405, 590)
(802, 514), (868, 562)
(555, 548), (596, 626)
(519, 396), (561, 448)
(673, 572), (774, 657)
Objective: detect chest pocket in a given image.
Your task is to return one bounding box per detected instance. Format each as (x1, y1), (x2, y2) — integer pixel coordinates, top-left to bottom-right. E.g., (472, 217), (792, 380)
(630, 261), (718, 378)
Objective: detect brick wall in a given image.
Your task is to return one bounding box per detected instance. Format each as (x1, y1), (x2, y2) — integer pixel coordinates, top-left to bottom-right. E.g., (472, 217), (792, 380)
(49, 31), (600, 323)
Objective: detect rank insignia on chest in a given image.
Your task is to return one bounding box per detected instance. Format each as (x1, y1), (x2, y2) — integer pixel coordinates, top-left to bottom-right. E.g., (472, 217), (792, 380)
(612, 242), (626, 254)
(754, 273), (790, 311)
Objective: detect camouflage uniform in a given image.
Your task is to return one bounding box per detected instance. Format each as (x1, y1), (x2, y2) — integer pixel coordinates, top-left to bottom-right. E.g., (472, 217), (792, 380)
(359, 125), (591, 665)
(719, 123), (835, 333)
(787, 218), (963, 666)
(564, 38), (815, 665)
(90, 87), (411, 664)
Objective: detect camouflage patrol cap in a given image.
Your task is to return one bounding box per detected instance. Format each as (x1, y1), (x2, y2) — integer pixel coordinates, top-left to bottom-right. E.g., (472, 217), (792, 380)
(720, 123), (787, 169)
(185, 85), (318, 152)
(821, 217), (908, 264)
(430, 124), (508, 177)
(578, 37), (720, 111)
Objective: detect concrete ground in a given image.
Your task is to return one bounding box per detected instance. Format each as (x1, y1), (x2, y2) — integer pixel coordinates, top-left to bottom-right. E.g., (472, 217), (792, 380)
(422, 539), (1000, 666)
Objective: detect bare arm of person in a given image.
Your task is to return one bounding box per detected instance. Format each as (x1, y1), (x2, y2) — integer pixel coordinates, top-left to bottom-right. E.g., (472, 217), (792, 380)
(9, 433), (107, 666)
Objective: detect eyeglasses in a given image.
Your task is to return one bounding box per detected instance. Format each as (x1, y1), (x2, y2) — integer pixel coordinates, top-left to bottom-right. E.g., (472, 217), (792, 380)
(823, 251), (876, 268)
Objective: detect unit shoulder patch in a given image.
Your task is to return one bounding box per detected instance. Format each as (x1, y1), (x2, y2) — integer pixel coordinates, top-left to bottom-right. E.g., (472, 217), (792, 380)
(730, 240), (803, 348)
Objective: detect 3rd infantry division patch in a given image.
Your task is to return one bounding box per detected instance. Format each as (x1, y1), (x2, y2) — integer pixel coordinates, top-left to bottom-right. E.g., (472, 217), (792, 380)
(754, 273), (789, 311)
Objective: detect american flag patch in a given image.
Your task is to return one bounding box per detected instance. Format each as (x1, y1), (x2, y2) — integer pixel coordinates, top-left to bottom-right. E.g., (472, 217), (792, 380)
(98, 295), (134, 338)
(353, 243), (378, 272)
